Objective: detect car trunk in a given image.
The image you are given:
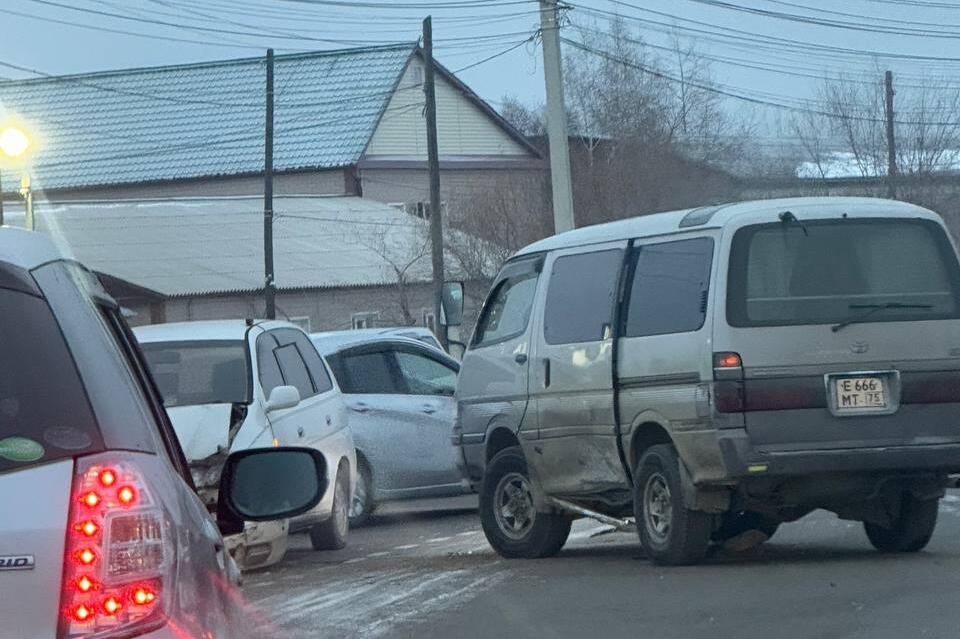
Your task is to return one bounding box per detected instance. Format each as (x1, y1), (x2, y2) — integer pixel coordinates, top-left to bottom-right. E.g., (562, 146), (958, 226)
(0, 459), (74, 639)
(723, 216), (960, 452)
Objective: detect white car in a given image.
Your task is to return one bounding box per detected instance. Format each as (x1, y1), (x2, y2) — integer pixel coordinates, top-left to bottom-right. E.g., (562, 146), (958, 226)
(135, 320), (356, 565)
(311, 332), (469, 525)
(0, 228), (325, 639)
(318, 326), (445, 352)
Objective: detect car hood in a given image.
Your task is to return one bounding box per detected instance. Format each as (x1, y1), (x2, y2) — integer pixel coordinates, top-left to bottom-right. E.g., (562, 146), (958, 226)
(166, 403), (232, 461)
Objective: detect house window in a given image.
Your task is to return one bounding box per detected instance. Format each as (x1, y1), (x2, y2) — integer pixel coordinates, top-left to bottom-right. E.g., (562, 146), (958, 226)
(422, 309), (436, 333)
(288, 316), (311, 332)
(352, 312), (380, 330)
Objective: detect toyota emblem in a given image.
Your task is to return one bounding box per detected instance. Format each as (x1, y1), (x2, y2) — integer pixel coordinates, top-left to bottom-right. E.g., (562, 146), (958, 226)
(851, 341), (869, 354)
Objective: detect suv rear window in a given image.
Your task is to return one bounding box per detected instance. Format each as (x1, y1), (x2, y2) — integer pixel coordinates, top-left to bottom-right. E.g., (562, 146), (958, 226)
(141, 341), (250, 407)
(0, 287), (102, 473)
(727, 218), (960, 327)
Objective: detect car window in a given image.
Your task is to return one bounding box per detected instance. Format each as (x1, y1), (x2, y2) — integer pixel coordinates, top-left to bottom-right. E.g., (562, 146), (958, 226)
(140, 341), (250, 407)
(339, 351), (400, 394)
(273, 343), (315, 400)
(395, 350), (458, 396)
(728, 219), (960, 327)
(256, 333), (285, 398)
(625, 238), (714, 337)
(543, 249), (623, 345)
(0, 286), (104, 473)
(473, 272), (539, 347)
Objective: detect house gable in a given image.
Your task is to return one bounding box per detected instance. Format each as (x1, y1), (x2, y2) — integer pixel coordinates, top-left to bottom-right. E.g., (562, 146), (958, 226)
(364, 55), (533, 159)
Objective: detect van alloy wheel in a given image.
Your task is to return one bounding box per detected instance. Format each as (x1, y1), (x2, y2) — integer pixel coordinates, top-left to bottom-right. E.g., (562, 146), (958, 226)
(643, 472), (673, 544)
(494, 472), (536, 540)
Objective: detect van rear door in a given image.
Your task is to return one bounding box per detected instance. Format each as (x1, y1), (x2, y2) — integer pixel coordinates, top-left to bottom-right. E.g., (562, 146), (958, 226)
(720, 216), (960, 451)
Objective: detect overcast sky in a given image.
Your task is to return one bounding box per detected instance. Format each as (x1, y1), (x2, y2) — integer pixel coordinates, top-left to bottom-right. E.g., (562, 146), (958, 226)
(2, 0), (959, 122)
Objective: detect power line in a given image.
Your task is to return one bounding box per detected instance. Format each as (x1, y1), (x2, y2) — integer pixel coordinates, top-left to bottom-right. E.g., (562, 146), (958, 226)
(561, 37), (960, 126)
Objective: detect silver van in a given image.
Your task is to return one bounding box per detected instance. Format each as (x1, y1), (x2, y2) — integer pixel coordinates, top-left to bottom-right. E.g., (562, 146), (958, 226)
(454, 197), (960, 565)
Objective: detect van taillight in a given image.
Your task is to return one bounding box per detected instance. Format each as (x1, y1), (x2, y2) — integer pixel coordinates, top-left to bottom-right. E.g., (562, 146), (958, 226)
(59, 453), (173, 638)
(713, 352), (744, 412)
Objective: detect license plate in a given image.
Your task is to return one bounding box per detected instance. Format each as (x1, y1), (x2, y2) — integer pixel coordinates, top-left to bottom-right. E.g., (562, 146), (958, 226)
(834, 376), (886, 411)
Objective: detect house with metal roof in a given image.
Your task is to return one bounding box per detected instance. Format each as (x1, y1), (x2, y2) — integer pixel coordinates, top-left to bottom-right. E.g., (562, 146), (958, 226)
(3, 195), (487, 331)
(0, 43), (542, 212)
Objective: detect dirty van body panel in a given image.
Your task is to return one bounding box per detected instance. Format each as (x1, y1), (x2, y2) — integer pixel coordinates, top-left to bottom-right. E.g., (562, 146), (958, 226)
(456, 256), (542, 482)
(528, 242), (629, 497)
(714, 212), (960, 478)
(617, 232), (726, 485)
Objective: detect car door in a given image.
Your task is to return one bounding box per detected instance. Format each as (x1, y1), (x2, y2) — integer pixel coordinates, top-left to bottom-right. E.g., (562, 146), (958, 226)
(529, 242), (631, 497)
(256, 330), (327, 448)
(391, 343), (463, 490)
(456, 255), (543, 449)
(330, 344), (430, 493)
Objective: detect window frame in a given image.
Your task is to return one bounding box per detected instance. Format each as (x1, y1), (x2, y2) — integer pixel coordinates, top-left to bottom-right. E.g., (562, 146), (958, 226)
(542, 247), (625, 346)
(471, 255), (543, 349)
(390, 343), (460, 397)
(621, 236), (716, 338)
(726, 218), (960, 328)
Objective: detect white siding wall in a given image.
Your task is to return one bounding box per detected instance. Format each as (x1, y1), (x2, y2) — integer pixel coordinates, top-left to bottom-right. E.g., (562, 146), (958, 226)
(365, 57), (529, 158)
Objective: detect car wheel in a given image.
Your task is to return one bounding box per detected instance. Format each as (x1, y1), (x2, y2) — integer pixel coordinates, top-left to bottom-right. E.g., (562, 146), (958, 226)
(864, 494), (939, 553)
(310, 466), (349, 551)
(479, 446), (571, 559)
(634, 444), (713, 566)
(348, 458), (376, 528)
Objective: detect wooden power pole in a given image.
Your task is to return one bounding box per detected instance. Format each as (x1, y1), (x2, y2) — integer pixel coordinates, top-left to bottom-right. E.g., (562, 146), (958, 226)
(539, 0), (575, 233)
(264, 48), (276, 319)
(884, 70), (898, 200)
(423, 16), (447, 349)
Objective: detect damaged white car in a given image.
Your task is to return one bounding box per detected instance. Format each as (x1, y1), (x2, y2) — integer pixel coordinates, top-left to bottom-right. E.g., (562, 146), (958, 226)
(135, 319), (356, 569)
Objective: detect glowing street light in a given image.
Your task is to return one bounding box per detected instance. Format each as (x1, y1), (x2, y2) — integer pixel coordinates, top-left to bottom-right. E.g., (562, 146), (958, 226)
(0, 125), (31, 159)
(0, 122), (35, 229)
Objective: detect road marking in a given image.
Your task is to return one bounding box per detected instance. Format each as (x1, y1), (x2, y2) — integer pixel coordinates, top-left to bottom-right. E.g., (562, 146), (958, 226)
(427, 536), (452, 543)
(367, 551), (390, 558)
(457, 531), (478, 537)
(393, 544), (420, 550)
(343, 557), (366, 564)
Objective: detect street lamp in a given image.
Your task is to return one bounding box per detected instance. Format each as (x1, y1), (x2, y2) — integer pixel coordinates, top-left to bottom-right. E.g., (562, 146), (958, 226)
(0, 123), (34, 228)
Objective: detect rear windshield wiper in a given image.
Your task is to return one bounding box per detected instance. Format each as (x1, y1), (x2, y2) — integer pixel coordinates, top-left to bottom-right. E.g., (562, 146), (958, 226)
(779, 210), (808, 236)
(831, 303), (933, 332)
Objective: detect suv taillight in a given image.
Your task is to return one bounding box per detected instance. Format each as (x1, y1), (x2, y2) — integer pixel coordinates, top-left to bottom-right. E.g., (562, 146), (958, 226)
(713, 351), (745, 413)
(59, 452), (174, 638)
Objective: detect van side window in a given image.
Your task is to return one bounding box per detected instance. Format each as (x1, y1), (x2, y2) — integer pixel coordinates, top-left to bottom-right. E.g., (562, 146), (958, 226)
(543, 249), (623, 345)
(625, 237), (714, 337)
(473, 273), (539, 347)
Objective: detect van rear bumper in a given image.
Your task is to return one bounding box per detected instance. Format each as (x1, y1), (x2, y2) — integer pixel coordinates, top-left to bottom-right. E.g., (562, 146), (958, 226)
(718, 430), (960, 477)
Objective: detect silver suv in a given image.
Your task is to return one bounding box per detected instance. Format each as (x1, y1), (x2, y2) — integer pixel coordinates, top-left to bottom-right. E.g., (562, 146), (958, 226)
(0, 228), (326, 638)
(455, 197), (960, 565)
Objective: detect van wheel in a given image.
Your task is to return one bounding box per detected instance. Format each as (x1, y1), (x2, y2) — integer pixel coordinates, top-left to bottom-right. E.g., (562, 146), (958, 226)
(634, 444), (713, 565)
(480, 446), (571, 558)
(864, 494), (939, 553)
(310, 467), (349, 551)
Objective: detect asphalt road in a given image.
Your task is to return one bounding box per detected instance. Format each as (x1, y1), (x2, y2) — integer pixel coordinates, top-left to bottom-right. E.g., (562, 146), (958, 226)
(242, 492), (960, 639)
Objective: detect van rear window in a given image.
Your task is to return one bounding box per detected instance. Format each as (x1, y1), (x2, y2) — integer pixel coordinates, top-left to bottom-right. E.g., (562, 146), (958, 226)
(727, 218), (960, 327)
(0, 287), (102, 473)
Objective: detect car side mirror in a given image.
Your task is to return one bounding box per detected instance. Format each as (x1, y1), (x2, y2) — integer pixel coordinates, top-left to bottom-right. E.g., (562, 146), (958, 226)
(440, 281), (464, 327)
(217, 447), (327, 534)
(265, 385), (300, 413)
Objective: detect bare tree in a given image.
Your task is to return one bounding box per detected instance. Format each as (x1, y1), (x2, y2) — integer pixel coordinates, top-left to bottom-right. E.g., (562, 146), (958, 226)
(354, 221), (431, 326)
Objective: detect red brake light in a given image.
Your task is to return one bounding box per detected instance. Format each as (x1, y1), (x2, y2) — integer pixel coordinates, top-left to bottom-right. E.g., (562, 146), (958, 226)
(59, 453), (173, 639)
(714, 352), (742, 369)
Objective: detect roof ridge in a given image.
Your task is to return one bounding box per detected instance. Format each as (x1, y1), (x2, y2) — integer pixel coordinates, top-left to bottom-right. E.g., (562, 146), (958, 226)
(0, 42), (418, 87)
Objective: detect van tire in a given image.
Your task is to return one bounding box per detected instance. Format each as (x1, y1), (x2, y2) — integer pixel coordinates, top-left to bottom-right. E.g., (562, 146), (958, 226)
(864, 494), (938, 553)
(480, 446), (571, 558)
(634, 444), (713, 565)
(310, 467), (349, 551)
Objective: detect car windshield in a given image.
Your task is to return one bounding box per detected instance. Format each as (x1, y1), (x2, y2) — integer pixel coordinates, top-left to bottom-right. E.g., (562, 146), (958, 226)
(728, 218), (960, 326)
(140, 341), (250, 407)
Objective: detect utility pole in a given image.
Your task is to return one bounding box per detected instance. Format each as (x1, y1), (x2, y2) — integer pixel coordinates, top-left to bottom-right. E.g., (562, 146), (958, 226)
(264, 48), (276, 320)
(884, 70), (898, 200)
(0, 170), (4, 226)
(423, 16), (447, 349)
(539, 0), (575, 233)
